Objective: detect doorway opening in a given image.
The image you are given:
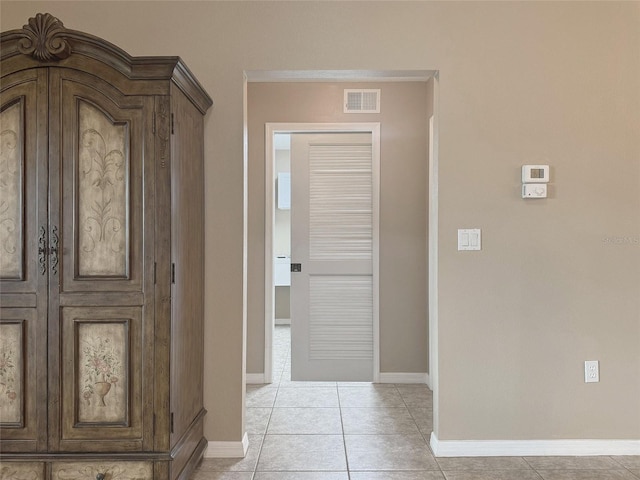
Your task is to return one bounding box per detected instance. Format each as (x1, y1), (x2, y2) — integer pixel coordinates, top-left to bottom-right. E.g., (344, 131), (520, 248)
(264, 124), (381, 383)
(244, 71), (439, 442)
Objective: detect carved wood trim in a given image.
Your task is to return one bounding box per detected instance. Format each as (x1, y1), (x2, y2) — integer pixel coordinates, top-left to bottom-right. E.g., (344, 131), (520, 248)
(156, 99), (170, 169)
(3, 14), (213, 113)
(16, 13), (71, 62)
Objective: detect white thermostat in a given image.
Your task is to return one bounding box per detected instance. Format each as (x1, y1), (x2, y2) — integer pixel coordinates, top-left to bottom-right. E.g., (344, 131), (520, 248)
(522, 184), (547, 198)
(522, 165), (549, 183)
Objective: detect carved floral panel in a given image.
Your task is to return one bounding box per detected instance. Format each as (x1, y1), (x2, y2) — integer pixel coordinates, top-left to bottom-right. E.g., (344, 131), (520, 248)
(0, 102), (24, 279)
(0, 322), (23, 424)
(0, 462), (44, 480)
(78, 101), (128, 277)
(77, 322), (127, 424)
(52, 462), (152, 480)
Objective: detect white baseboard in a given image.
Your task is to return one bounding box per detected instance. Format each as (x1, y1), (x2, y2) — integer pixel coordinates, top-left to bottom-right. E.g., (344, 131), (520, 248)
(250, 371), (432, 385)
(204, 432), (249, 458)
(246, 373), (266, 384)
(275, 318), (291, 325)
(378, 372), (429, 385)
(430, 432), (640, 457)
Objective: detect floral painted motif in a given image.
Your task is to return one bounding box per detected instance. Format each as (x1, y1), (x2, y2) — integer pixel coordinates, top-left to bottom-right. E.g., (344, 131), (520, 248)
(0, 341), (18, 404)
(81, 336), (121, 407)
(77, 322), (127, 423)
(80, 127), (124, 253)
(0, 323), (21, 423)
(0, 102), (23, 278)
(77, 101), (128, 277)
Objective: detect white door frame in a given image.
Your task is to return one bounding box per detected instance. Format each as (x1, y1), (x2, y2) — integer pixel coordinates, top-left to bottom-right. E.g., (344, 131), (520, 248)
(264, 122), (381, 384)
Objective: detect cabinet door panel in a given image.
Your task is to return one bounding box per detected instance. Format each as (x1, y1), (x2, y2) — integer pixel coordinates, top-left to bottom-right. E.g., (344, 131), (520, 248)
(0, 310), (42, 450)
(58, 306), (144, 450)
(0, 70), (46, 294)
(0, 69), (48, 452)
(0, 316), (28, 426)
(76, 100), (129, 278)
(0, 100), (24, 280)
(56, 72), (148, 293)
(47, 69), (154, 452)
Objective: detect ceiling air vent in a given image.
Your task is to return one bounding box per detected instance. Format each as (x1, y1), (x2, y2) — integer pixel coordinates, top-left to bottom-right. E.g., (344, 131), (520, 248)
(344, 89), (380, 113)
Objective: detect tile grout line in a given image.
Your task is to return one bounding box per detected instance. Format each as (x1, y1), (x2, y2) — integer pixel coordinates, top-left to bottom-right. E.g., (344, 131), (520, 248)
(252, 329), (289, 479)
(337, 382), (352, 480)
(398, 384), (448, 479)
(522, 456), (546, 479)
(251, 379), (276, 477)
(609, 454), (640, 479)
(398, 384), (437, 471)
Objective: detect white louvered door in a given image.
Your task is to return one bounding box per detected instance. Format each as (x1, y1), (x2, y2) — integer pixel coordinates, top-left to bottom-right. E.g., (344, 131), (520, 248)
(290, 132), (374, 381)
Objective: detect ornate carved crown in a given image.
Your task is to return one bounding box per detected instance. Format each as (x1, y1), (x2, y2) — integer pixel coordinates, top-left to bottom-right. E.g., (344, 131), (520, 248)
(17, 13), (71, 61)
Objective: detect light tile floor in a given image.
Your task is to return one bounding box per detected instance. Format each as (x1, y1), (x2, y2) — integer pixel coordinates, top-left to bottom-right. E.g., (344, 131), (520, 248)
(191, 326), (640, 480)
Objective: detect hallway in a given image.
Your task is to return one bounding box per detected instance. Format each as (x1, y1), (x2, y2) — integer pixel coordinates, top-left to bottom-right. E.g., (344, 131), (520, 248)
(190, 326), (640, 479)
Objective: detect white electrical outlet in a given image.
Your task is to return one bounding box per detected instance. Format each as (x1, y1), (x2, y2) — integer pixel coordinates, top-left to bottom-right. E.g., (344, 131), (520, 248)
(584, 360), (599, 383)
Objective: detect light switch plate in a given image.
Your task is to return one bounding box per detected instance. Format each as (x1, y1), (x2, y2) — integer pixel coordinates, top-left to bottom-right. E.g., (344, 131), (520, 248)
(458, 229), (481, 251)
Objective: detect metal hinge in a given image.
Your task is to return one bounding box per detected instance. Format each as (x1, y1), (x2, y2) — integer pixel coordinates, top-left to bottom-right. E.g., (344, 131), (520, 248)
(170, 113), (175, 135)
(170, 412), (174, 434)
(171, 263), (175, 284)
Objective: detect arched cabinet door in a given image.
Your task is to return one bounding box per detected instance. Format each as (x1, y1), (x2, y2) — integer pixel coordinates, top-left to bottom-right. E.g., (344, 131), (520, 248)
(0, 68), (48, 452)
(47, 68), (155, 452)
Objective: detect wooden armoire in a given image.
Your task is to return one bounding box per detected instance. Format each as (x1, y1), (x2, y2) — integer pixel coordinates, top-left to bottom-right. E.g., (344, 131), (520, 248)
(0, 13), (212, 480)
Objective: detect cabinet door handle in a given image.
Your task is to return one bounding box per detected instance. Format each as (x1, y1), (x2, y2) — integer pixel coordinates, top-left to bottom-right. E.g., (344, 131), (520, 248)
(96, 474), (106, 480)
(50, 226), (59, 275)
(38, 226), (47, 275)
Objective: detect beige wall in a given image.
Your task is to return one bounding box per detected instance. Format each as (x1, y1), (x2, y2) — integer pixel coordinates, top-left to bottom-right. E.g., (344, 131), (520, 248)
(274, 286), (290, 321)
(3, 1), (639, 444)
(247, 81), (430, 376)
